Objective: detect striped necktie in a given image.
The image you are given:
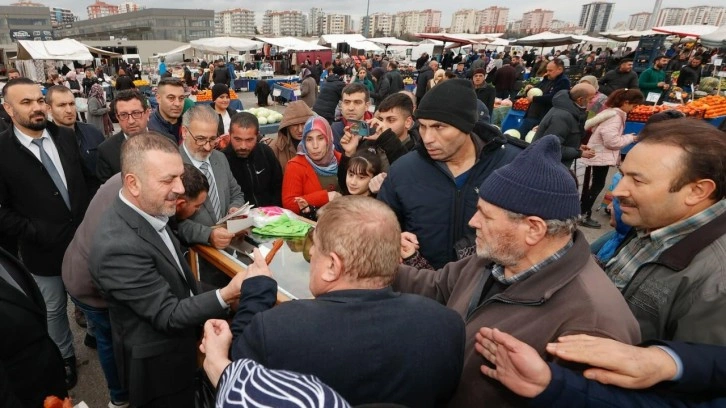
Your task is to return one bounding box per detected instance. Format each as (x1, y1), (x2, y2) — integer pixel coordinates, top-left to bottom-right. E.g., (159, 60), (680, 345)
(32, 138), (71, 210)
(199, 162), (222, 221)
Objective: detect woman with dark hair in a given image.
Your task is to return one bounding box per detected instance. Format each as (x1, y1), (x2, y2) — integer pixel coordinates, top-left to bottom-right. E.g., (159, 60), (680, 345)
(254, 80), (271, 106)
(210, 83), (236, 136)
(114, 68), (135, 91)
(579, 88), (644, 228)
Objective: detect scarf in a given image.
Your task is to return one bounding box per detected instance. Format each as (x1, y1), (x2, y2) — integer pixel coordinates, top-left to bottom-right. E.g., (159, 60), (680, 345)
(89, 83), (105, 105)
(297, 117), (338, 176)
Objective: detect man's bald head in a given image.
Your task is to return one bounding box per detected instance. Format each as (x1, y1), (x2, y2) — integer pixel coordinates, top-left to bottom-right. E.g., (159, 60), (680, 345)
(570, 83), (597, 108)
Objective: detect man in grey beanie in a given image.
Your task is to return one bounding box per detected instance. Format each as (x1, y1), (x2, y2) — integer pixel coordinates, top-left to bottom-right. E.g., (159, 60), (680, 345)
(394, 135), (641, 407)
(378, 78), (523, 268)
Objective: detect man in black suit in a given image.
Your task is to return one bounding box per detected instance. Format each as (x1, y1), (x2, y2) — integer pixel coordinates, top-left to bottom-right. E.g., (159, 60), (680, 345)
(96, 90), (150, 182)
(0, 246), (68, 407)
(46, 85), (105, 180)
(90, 132), (246, 407)
(0, 78), (97, 389)
(230, 196), (465, 407)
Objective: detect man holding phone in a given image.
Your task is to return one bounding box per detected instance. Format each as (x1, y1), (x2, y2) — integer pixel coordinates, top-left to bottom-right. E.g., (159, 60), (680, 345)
(331, 83), (373, 152)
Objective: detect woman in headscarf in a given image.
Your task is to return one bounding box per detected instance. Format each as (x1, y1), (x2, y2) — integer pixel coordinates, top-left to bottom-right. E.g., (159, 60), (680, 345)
(282, 117), (342, 217)
(299, 67), (318, 108)
(87, 83), (111, 136)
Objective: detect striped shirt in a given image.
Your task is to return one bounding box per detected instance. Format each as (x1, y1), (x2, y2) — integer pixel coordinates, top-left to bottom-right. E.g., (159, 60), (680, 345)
(491, 239), (574, 285)
(606, 199), (726, 290)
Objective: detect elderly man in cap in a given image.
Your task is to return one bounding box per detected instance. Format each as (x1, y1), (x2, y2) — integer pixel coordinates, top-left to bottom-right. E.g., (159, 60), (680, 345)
(395, 135), (641, 407)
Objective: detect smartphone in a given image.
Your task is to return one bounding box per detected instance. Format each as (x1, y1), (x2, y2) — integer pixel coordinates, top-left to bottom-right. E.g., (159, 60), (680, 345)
(348, 120), (370, 138)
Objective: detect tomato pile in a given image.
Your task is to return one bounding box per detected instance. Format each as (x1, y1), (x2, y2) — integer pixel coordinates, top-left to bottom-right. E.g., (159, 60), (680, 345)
(195, 89), (239, 102)
(627, 105), (706, 123)
(512, 98), (530, 111)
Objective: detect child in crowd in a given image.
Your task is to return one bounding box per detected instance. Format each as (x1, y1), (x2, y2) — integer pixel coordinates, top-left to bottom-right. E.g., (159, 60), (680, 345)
(340, 148), (383, 197)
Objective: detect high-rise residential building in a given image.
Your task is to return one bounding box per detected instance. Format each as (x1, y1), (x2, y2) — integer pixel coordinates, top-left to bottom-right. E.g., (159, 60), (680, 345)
(322, 13), (352, 35)
(263, 10), (305, 36)
(579, 2), (614, 33)
(50, 7), (74, 27)
(683, 6), (725, 26)
(627, 12), (651, 31)
(450, 9), (478, 34)
(507, 20), (522, 33)
(87, 0), (118, 19)
(215, 8), (255, 36)
(118, 2), (143, 13)
(521, 8), (554, 34)
(361, 12), (394, 37)
(477, 6), (508, 33)
(309, 7), (323, 36)
(654, 7), (686, 26)
(393, 9), (441, 35)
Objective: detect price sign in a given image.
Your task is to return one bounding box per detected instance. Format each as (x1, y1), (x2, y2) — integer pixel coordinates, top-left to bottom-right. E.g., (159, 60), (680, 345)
(272, 88), (282, 97)
(714, 58), (723, 67)
(718, 71), (726, 78)
(646, 92), (661, 103)
(293, 89), (301, 97)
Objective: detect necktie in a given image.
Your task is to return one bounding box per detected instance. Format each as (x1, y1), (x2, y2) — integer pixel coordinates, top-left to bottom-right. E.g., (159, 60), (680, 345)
(31, 138), (70, 210)
(199, 162), (222, 221)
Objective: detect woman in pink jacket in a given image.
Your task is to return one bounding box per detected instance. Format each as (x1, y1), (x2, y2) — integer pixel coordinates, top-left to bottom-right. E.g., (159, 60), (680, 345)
(579, 88), (644, 229)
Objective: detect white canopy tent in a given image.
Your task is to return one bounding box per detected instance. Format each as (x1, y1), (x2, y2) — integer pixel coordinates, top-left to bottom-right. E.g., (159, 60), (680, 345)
(253, 37), (329, 52)
(152, 44), (214, 59)
(599, 30), (659, 42)
(318, 34), (368, 49)
(511, 32), (580, 48)
(652, 25), (719, 38)
(700, 25), (726, 48)
(189, 37), (263, 54)
(572, 35), (610, 45)
(368, 37), (417, 47)
(17, 39), (97, 60)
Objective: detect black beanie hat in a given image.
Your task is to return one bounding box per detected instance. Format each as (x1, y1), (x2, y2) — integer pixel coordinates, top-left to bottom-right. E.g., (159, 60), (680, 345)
(478, 135), (580, 220)
(415, 79), (477, 134)
(212, 83), (229, 101)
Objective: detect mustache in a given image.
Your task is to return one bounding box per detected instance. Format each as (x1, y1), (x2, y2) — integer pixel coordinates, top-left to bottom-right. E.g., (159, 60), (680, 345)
(619, 198), (637, 207)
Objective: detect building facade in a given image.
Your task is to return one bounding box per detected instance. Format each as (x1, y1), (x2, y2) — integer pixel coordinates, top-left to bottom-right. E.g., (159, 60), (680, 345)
(579, 2), (614, 33)
(0, 5), (53, 43)
(450, 9), (477, 34)
(50, 7), (74, 28)
(263, 10), (305, 36)
(360, 12), (394, 37)
(627, 12), (651, 31)
(477, 6), (508, 33)
(56, 8), (214, 42)
(309, 7), (323, 36)
(654, 7), (686, 26)
(216, 8), (255, 37)
(393, 9), (441, 35)
(321, 13), (352, 35)
(118, 2), (143, 14)
(87, 0), (119, 19)
(683, 6), (725, 26)
(521, 8), (554, 34)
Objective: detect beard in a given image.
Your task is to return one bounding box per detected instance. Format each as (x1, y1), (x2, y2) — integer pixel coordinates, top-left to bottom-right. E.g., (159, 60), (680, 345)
(19, 112), (47, 131)
(476, 231), (525, 267)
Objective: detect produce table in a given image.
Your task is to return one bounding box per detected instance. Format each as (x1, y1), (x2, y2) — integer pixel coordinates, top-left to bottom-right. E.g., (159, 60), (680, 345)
(239, 78), (300, 92)
(272, 84), (299, 102)
(193, 99), (243, 111)
(260, 123), (280, 135)
(501, 109), (526, 132)
(404, 84), (416, 92)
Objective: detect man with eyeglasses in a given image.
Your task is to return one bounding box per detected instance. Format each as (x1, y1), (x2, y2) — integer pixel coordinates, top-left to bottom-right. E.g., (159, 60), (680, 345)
(148, 77), (185, 144)
(178, 105), (244, 255)
(96, 90), (151, 183)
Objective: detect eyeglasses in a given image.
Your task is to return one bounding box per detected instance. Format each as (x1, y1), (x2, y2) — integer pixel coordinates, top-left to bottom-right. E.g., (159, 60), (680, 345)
(117, 110), (145, 121)
(185, 126), (219, 147)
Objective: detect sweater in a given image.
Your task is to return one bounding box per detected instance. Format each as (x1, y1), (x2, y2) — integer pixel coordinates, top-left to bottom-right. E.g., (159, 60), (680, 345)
(598, 69), (639, 96)
(281, 151), (342, 214)
(638, 67), (667, 97)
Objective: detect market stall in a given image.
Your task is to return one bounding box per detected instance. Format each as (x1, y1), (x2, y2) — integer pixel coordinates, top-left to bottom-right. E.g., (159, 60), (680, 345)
(510, 31), (581, 50)
(253, 36), (332, 69)
(698, 25), (726, 48)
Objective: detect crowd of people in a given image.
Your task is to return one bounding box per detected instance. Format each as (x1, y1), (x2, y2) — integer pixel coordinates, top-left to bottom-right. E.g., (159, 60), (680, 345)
(1, 37), (725, 408)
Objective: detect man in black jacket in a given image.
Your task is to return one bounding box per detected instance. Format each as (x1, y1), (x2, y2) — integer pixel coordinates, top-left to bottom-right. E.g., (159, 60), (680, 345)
(229, 196), (465, 407)
(46, 85), (105, 179)
(96, 90), (150, 182)
(1, 246), (68, 407)
(212, 60), (232, 87)
(598, 58), (639, 96)
(0, 78), (97, 389)
(224, 112), (282, 207)
(676, 55), (702, 90)
(313, 66), (346, 124)
(415, 60), (437, 105)
(378, 61), (404, 102)
(519, 59), (571, 135)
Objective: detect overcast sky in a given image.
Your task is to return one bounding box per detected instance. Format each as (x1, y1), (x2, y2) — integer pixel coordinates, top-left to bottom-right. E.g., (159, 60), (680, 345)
(61, 0), (721, 28)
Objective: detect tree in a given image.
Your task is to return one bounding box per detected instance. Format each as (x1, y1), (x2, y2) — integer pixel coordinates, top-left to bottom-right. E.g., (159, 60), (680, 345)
(254, 26), (260, 35)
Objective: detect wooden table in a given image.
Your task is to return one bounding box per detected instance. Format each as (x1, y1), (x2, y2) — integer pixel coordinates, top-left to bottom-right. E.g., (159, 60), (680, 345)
(188, 227), (314, 303)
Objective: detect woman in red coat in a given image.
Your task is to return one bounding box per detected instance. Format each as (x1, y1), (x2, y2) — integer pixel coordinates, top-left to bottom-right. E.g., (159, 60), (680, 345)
(282, 117), (342, 217)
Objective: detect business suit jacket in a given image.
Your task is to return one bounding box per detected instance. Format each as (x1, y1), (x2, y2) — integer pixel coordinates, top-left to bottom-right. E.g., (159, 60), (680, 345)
(0, 247), (67, 408)
(178, 148), (245, 244)
(95, 130), (125, 183)
(90, 197), (227, 406)
(0, 122), (96, 276)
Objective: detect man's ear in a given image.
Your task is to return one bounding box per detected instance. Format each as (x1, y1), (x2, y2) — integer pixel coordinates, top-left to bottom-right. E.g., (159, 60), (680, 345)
(322, 251), (344, 283)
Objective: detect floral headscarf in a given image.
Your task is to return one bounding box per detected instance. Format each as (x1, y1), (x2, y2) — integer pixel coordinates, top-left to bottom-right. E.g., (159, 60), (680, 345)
(89, 83), (105, 104)
(297, 116), (337, 176)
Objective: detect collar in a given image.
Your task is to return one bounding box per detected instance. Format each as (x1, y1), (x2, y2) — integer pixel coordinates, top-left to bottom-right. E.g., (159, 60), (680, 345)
(316, 286), (397, 303)
(118, 190), (169, 233)
(183, 143), (211, 168)
(153, 109), (180, 128)
(645, 199), (726, 248)
(14, 126), (51, 148)
(491, 239), (574, 285)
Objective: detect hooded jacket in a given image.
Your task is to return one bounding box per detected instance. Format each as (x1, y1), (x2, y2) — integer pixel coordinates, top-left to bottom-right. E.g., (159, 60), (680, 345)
(532, 89), (588, 169)
(524, 72), (571, 121)
(580, 107), (635, 167)
(378, 123), (522, 268)
(415, 64), (434, 98)
(299, 70), (318, 108)
(312, 74), (345, 121)
(266, 101), (314, 172)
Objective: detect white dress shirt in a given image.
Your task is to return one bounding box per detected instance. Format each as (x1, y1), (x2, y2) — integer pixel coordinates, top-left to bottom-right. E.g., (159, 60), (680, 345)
(14, 127), (68, 188)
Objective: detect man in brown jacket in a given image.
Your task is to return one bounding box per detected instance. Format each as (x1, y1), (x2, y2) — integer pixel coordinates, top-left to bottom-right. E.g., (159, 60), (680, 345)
(265, 101), (314, 172)
(396, 135), (641, 407)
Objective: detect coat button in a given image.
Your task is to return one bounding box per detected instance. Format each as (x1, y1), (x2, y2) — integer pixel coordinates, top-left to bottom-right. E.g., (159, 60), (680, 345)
(53, 191), (59, 196)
